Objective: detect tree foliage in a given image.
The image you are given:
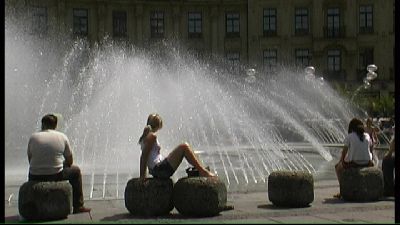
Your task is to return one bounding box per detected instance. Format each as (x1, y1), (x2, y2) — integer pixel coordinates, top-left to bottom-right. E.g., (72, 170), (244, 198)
(333, 83), (395, 117)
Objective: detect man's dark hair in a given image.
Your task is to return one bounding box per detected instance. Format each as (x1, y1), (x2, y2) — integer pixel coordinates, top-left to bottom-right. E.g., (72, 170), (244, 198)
(41, 114), (58, 130)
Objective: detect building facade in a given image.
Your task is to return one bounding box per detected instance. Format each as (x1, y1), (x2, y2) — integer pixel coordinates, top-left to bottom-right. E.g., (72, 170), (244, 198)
(6, 0), (395, 99)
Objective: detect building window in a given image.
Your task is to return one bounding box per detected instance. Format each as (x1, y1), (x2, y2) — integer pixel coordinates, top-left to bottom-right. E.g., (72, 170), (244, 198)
(188, 12), (202, 38)
(150, 11), (164, 38)
(113, 11), (127, 38)
(226, 12), (240, 37)
(295, 49), (310, 67)
(295, 8), (309, 35)
(327, 50), (341, 71)
(73, 8), (88, 36)
(358, 48), (374, 79)
(326, 8), (341, 38)
(359, 5), (373, 33)
(31, 6), (47, 35)
(263, 49), (277, 72)
(263, 8), (277, 36)
(359, 48), (374, 69)
(226, 52), (240, 71)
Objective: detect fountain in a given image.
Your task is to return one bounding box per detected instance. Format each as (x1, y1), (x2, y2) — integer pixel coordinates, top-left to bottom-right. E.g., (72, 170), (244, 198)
(350, 64), (378, 102)
(6, 16), (364, 199)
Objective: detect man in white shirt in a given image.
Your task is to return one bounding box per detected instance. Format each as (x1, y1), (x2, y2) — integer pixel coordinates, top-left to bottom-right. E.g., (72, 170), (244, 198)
(27, 114), (91, 214)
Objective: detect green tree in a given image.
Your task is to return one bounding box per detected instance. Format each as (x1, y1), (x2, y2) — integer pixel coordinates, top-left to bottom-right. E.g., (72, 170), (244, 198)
(332, 83), (394, 117)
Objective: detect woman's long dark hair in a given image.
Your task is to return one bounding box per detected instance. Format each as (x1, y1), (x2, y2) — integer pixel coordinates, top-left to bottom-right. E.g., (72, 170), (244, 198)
(348, 118), (365, 141)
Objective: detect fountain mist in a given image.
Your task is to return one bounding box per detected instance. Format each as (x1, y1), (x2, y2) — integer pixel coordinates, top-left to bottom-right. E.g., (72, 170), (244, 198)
(5, 17), (361, 197)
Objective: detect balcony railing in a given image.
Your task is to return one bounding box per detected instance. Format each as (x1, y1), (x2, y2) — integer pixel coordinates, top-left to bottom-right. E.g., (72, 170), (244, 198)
(323, 26), (345, 38)
(323, 70), (347, 81)
(188, 32), (203, 39)
(294, 28), (309, 36)
(359, 27), (374, 34)
(150, 31), (164, 39)
(225, 32), (240, 38)
(263, 30), (277, 37)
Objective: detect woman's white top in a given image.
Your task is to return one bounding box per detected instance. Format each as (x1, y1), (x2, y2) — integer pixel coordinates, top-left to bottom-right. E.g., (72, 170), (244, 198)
(343, 132), (372, 164)
(140, 137), (164, 170)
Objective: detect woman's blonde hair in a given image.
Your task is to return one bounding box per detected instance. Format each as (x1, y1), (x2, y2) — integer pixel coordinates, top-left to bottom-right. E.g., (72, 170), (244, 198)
(138, 113), (163, 144)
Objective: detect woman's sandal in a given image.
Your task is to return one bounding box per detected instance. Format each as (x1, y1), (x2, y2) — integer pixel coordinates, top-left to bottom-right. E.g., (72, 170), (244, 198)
(220, 205), (234, 211)
(333, 193), (341, 199)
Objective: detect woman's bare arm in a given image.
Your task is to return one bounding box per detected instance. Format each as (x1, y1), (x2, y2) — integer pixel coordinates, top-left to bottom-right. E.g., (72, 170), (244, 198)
(140, 133), (156, 179)
(340, 146), (348, 162)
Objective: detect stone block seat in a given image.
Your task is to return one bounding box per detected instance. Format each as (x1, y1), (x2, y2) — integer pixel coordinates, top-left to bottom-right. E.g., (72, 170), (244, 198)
(18, 181), (72, 221)
(172, 177), (227, 217)
(340, 166), (383, 202)
(124, 178), (174, 216)
(268, 170), (314, 207)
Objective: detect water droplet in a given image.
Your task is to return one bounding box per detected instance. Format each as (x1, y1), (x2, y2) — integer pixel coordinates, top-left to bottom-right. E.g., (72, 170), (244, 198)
(367, 64), (377, 72)
(363, 80), (371, 89)
(245, 75), (256, 83)
(305, 73), (314, 81)
(304, 66), (315, 75)
(318, 77), (324, 85)
(8, 193), (14, 203)
(246, 68), (256, 76)
(366, 71), (377, 81)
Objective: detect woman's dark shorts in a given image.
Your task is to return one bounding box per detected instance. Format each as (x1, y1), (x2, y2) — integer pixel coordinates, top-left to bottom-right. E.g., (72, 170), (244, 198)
(150, 158), (175, 179)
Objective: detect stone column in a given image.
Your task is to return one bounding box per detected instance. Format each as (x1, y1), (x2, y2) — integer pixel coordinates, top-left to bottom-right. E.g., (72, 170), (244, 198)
(210, 6), (219, 57)
(345, 0), (356, 38)
(135, 4), (143, 46)
(312, 0), (323, 38)
(57, 0), (66, 35)
(172, 5), (181, 40)
(97, 1), (106, 42)
(247, 0), (260, 69)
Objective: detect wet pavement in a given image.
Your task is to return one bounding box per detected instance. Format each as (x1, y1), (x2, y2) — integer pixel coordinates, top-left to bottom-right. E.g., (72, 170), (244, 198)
(4, 148), (396, 223)
(4, 178), (395, 223)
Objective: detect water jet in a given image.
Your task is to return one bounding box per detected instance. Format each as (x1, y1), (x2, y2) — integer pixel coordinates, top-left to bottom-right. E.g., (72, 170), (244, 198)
(5, 17), (373, 197)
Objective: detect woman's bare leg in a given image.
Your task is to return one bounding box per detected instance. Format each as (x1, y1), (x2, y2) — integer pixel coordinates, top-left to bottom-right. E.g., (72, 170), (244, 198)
(166, 142), (215, 177)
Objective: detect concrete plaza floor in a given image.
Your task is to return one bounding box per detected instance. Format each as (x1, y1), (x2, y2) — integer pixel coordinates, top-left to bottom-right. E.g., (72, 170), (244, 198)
(4, 178), (396, 224)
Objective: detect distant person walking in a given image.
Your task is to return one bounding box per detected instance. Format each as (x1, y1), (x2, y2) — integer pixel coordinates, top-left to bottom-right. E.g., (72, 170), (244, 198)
(365, 117), (379, 147)
(27, 114), (91, 214)
(334, 118), (374, 198)
(138, 113), (216, 180)
(382, 137), (395, 197)
(365, 117), (380, 165)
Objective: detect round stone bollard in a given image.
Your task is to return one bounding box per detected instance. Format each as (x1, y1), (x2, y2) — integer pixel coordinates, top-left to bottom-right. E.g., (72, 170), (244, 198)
(173, 177), (227, 217)
(18, 181), (72, 221)
(124, 178), (174, 216)
(340, 167), (383, 202)
(268, 170), (314, 207)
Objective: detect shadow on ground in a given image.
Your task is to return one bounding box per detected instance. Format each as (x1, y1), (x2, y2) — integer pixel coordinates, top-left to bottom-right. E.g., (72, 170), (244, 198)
(323, 196), (395, 204)
(100, 212), (224, 222)
(4, 215), (20, 223)
(257, 204), (312, 210)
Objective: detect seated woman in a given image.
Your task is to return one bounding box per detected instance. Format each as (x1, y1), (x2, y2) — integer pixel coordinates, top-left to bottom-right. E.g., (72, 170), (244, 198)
(334, 118), (374, 198)
(138, 113), (215, 180)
